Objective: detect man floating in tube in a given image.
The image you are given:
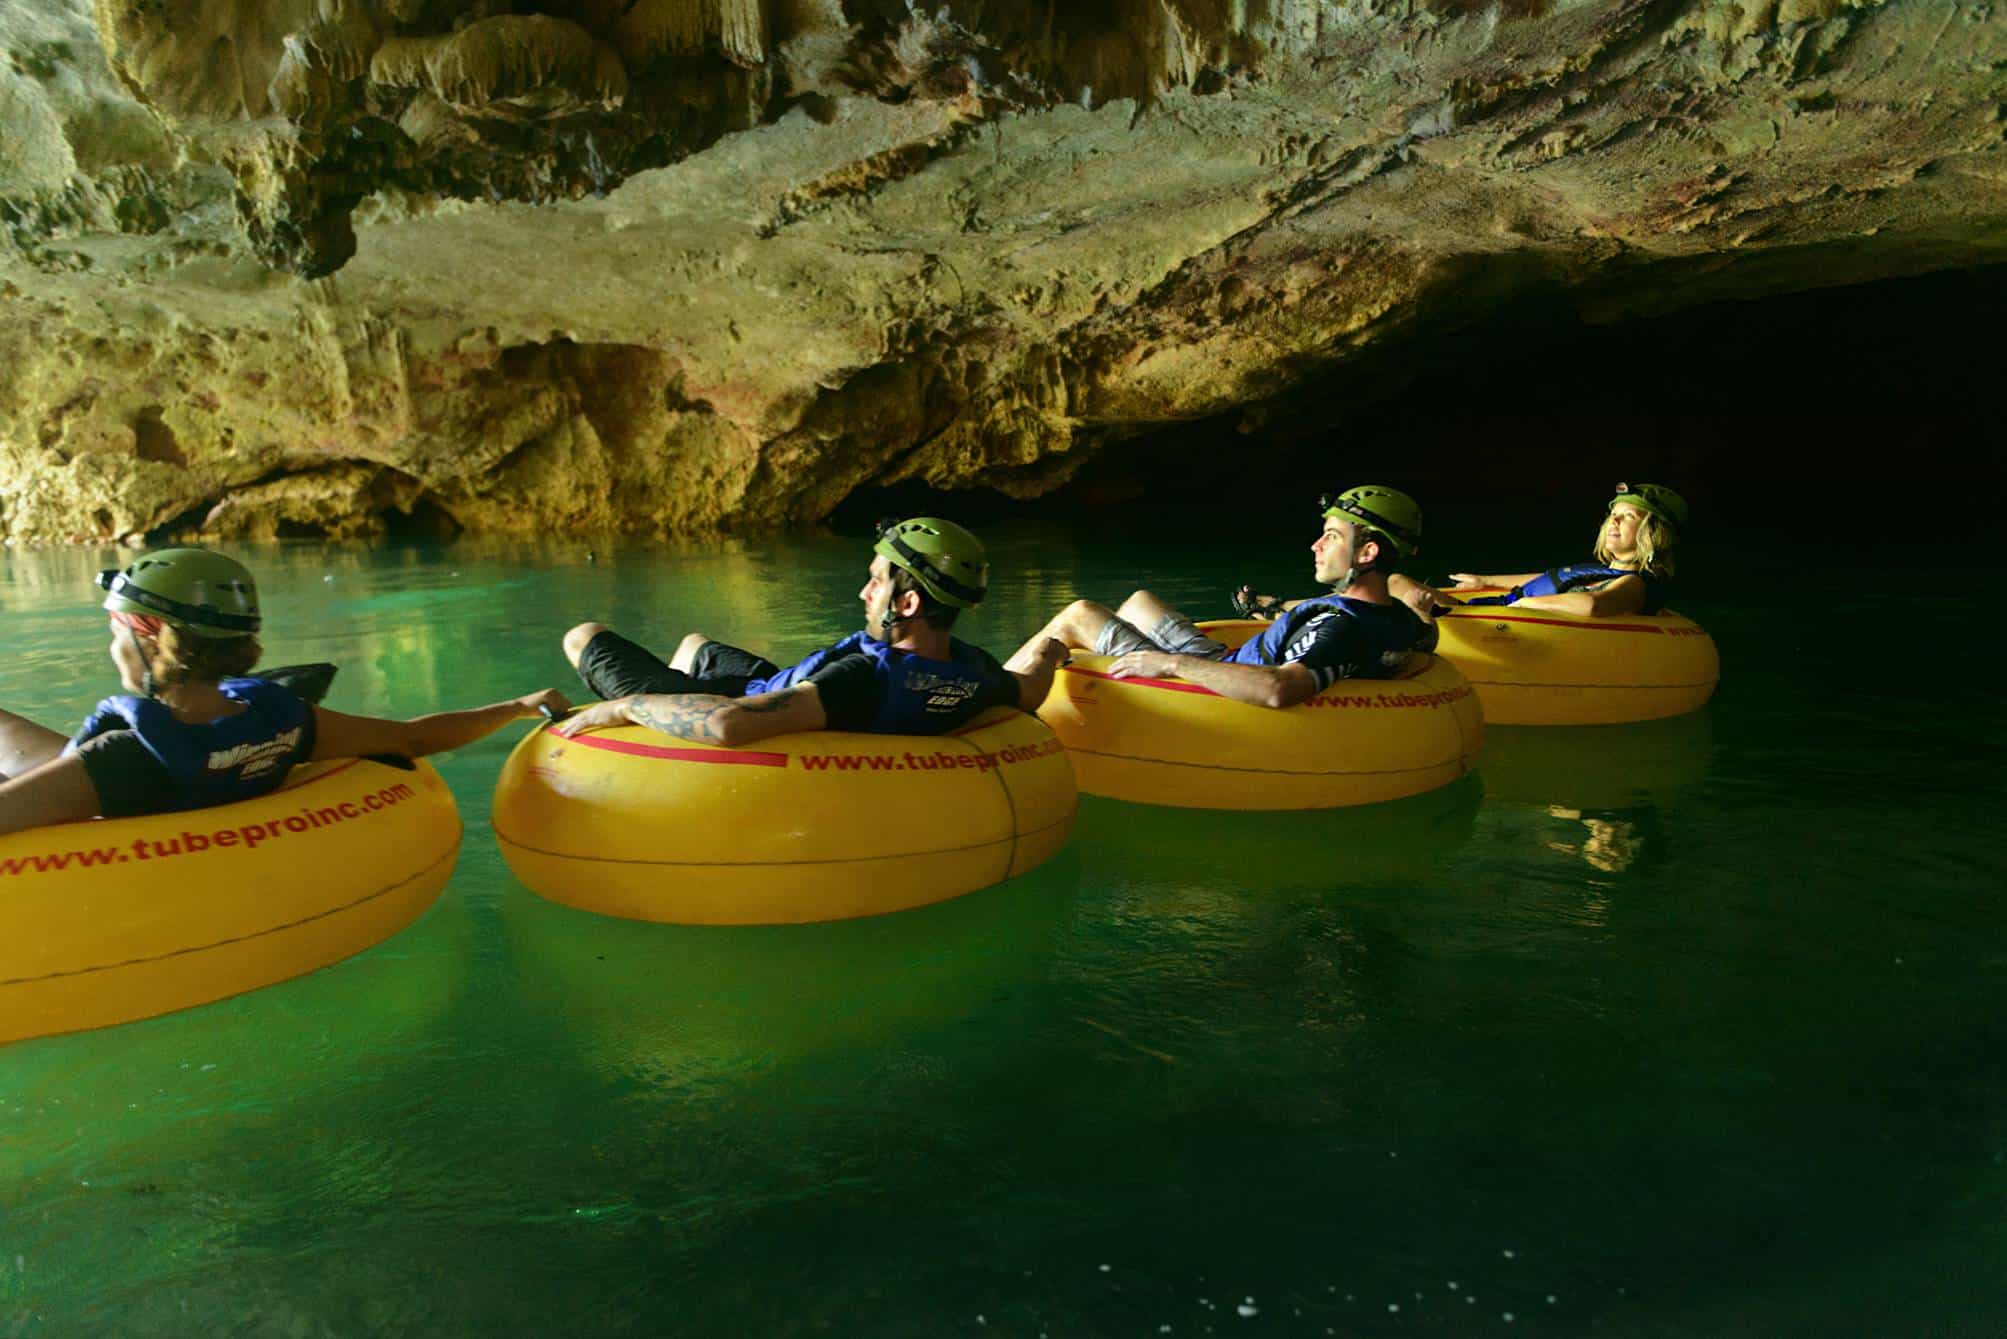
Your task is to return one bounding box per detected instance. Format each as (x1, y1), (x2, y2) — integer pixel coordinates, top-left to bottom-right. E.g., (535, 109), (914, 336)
(556, 518), (1068, 744)
(1004, 486), (1439, 709)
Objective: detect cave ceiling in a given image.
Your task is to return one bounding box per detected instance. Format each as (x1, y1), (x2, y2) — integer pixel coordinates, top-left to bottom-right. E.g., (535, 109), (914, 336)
(1, 0), (2003, 542)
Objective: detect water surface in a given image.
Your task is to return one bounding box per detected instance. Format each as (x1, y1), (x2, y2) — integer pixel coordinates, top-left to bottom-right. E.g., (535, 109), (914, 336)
(2, 520), (2002, 1336)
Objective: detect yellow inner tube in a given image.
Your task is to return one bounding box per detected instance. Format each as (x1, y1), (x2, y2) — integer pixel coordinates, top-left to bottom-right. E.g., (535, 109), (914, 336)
(1037, 619), (1483, 810)
(0, 757), (461, 1045)
(1434, 592), (1720, 725)
(491, 707), (1077, 926)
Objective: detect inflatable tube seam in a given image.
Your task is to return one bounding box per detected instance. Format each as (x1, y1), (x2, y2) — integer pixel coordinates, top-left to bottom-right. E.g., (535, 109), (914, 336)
(1437, 613), (1692, 635)
(494, 809), (1077, 870)
(1060, 666), (1217, 696)
(979, 734), (1020, 887)
(1459, 678), (1719, 691)
(270, 756), (363, 793)
(0, 842), (458, 988)
(564, 733), (786, 766)
(1064, 749), (1460, 779)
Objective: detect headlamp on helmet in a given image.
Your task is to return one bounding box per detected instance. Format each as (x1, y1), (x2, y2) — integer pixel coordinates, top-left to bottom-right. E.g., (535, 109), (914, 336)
(1609, 482), (1689, 533)
(1319, 485), (1423, 558)
(97, 548), (262, 638)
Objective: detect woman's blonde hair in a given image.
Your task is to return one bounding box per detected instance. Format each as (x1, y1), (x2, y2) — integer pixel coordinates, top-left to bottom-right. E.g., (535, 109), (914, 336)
(1594, 506), (1679, 580)
(151, 626), (262, 687)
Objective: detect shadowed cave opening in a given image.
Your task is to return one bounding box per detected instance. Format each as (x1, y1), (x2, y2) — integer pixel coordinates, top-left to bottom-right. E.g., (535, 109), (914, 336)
(832, 263), (2006, 548)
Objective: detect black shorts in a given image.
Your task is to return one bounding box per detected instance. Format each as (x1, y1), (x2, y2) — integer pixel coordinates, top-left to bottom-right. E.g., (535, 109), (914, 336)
(575, 630), (781, 702)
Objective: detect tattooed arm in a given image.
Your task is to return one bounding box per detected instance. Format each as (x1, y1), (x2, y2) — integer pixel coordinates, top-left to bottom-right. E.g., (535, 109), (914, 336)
(555, 684), (829, 747)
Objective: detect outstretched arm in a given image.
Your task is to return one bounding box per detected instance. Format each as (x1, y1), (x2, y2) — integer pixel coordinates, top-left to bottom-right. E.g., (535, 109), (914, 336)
(1105, 652), (1319, 709)
(309, 690), (570, 762)
(1507, 575), (1648, 618)
(1011, 637), (1069, 710)
(555, 683), (828, 747)
(1446, 571), (1542, 590)
(0, 755), (104, 838)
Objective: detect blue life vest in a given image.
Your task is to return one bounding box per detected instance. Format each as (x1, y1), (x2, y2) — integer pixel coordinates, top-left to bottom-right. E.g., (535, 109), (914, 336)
(66, 678), (315, 812)
(750, 632), (1013, 735)
(1463, 563), (1666, 614)
(1225, 594), (1436, 682)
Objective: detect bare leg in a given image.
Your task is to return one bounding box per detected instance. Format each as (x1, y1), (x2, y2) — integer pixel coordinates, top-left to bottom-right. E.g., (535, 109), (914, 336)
(561, 622), (608, 670)
(0, 708), (67, 783)
(1007, 599), (1122, 672)
(669, 633), (710, 674)
(1111, 589), (1186, 634)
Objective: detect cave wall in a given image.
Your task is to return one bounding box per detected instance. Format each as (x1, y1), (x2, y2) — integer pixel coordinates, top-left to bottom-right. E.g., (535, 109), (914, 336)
(1, 0), (2004, 543)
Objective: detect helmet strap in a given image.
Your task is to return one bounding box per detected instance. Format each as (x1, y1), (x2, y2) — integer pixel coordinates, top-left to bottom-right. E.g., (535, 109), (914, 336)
(120, 622), (160, 700)
(1331, 534), (1384, 591)
(878, 598), (921, 642)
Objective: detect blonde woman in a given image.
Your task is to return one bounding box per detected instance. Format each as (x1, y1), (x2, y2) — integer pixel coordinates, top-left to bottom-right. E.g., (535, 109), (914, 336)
(0, 548), (567, 838)
(1425, 483), (1687, 618)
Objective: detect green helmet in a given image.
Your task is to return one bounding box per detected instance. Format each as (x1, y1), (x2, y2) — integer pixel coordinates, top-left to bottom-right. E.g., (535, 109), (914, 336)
(1609, 482), (1688, 533)
(873, 517), (988, 609)
(1321, 485), (1423, 557)
(97, 548), (262, 638)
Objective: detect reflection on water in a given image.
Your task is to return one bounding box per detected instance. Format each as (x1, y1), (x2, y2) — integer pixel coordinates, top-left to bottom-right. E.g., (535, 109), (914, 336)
(1544, 810), (1645, 874)
(4, 533), (2006, 1336)
(1478, 712), (1715, 810)
(0, 896), (475, 1178)
(1072, 777), (1482, 895)
(1469, 712), (1713, 879)
(499, 859), (1076, 1093)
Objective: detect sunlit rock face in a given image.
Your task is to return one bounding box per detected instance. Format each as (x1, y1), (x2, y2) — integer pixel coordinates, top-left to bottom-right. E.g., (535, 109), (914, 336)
(2, 0), (2004, 543)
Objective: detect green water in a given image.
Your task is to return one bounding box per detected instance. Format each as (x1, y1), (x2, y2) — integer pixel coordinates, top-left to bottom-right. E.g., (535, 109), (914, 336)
(2, 522), (2003, 1336)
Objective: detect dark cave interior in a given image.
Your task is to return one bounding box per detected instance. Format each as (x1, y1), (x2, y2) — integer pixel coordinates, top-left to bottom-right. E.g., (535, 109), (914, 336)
(834, 262), (2006, 547)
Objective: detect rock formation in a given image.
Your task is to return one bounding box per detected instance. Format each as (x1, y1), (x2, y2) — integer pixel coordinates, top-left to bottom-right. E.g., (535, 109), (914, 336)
(2, 0), (2004, 543)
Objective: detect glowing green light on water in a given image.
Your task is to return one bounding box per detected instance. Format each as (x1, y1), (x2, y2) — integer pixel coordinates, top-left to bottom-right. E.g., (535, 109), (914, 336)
(2, 530), (2004, 1334)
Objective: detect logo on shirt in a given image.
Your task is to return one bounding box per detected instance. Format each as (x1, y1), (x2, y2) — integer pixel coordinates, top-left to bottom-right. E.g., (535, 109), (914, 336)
(905, 669), (979, 714)
(1282, 613), (1335, 663)
(206, 728), (303, 778)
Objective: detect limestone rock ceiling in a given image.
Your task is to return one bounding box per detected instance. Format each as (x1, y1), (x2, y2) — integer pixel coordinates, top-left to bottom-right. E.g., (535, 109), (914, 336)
(0, 0), (2003, 543)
